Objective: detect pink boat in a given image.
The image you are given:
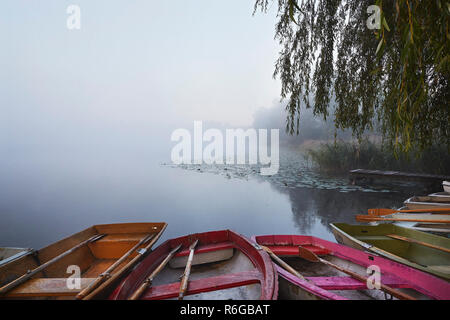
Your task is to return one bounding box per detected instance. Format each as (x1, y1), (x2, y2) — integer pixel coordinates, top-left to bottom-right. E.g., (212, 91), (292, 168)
(109, 230), (278, 300)
(252, 235), (450, 300)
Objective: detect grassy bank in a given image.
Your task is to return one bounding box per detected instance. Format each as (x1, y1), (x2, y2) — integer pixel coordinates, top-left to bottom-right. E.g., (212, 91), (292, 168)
(305, 140), (450, 175)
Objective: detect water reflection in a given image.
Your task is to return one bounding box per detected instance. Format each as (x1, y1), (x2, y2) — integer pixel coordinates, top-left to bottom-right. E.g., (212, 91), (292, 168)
(168, 147), (427, 241)
(282, 186), (408, 234)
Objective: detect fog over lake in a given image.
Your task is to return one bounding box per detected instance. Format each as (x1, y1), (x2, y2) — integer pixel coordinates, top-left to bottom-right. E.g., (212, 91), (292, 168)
(0, 1), (418, 249)
(0, 141), (412, 249)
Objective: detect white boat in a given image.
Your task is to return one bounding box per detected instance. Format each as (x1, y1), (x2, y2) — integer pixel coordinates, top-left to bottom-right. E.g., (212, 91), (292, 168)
(428, 192), (450, 201)
(394, 221), (450, 236)
(443, 181), (450, 194)
(404, 196), (450, 210)
(389, 207), (450, 236)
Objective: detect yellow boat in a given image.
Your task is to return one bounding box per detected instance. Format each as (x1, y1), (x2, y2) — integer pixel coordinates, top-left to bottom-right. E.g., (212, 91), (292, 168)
(0, 222), (167, 300)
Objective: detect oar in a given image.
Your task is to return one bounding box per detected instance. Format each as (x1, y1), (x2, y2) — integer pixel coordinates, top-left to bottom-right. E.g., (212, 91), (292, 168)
(82, 223), (167, 300)
(297, 245), (417, 300)
(178, 239), (199, 300)
(76, 233), (155, 299)
(356, 214), (450, 224)
(260, 245), (308, 282)
(386, 234), (450, 254)
(369, 208), (450, 216)
(128, 244), (182, 300)
(0, 234), (105, 295)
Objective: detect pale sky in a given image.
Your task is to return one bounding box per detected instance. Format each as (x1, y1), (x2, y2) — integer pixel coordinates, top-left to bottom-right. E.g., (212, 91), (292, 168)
(1, 0), (282, 155)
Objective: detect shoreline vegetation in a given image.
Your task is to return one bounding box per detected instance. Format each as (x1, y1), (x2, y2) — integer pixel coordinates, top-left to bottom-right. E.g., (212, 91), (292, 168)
(303, 140), (450, 175)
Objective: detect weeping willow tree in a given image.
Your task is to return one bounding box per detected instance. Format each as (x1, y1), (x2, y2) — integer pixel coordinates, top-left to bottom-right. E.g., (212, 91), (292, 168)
(254, 0), (449, 153)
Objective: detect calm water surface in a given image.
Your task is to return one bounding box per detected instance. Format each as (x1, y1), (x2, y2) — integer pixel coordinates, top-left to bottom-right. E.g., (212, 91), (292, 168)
(0, 147), (421, 249)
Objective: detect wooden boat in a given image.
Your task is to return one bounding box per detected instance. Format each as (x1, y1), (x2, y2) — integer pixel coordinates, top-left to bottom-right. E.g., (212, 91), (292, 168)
(356, 212), (450, 224)
(0, 248), (34, 267)
(443, 181), (450, 194)
(429, 192), (450, 201)
(404, 196), (450, 210)
(253, 234), (450, 300)
(0, 222), (167, 299)
(109, 230), (278, 300)
(394, 221), (450, 236)
(389, 207), (450, 236)
(331, 223), (450, 280)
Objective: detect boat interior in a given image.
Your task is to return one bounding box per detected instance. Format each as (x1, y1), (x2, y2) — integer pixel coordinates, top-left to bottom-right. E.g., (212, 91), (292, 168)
(277, 254), (431, 300)
(110, 231), (271, 300)
(254, 235), (442, 300)
(0, 223), (166, 299)
(153, 248), (261, 300)
(332, 224), (450, 276)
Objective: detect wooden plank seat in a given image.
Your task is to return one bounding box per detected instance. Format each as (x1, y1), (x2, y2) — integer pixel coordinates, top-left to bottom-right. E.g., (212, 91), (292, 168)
(140, 271), (262, 300)
(174, 242), (234, 257)
(306, 275), (410, 290)
(264, 245), (330, 256)
(6, 278), (97, 297)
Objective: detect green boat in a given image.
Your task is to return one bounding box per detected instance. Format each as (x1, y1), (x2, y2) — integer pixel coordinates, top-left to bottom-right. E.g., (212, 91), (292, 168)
(330, 223), (450, 280)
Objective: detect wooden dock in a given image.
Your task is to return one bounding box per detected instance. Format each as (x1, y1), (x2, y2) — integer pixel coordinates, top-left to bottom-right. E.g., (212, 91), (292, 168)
(349, 169), (450, 185)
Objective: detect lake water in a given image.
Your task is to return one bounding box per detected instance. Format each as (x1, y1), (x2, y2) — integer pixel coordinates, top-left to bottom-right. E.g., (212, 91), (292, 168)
(0, 147), (423, 249)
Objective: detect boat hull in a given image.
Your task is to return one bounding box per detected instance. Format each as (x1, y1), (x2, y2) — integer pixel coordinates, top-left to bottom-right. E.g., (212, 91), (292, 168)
(253, 234), (450, 300)
(331, 223), (450, 280)
(109, 230), (278, 300)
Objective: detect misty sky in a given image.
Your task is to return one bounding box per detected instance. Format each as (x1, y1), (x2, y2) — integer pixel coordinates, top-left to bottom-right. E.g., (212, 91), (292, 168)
(1, 1), (282, 158)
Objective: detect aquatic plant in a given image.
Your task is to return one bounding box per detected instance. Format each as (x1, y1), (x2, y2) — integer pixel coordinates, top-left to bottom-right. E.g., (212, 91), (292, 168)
(306, 140), (450, 175)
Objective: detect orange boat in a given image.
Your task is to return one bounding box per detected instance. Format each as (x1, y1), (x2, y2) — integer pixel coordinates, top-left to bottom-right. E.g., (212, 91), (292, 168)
(0, 222), (167, 300)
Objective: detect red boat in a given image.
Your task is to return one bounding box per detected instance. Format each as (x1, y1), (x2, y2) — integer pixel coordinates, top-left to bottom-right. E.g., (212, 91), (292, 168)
(252, 235), (450, 300)
(109, 230), (278, 300)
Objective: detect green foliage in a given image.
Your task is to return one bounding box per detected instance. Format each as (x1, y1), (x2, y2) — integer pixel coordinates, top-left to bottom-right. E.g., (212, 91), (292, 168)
(254, 0), (450, 153)
(306, 140), (450, 174)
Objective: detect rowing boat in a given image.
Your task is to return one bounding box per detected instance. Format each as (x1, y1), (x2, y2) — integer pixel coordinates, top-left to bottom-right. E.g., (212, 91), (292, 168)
(0, 222), (167, 299)
(394, 221), (450, 236)
(356, 212), (450, 224)
(443, 181), (450, 193)
(404, 196), (450, 210)
(391, 207), (450, 235)
(428, 193), (450, 201)
(330, 223), (450, 280)
(252, 234), (450, 300)
(109, 230), (278, 300)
